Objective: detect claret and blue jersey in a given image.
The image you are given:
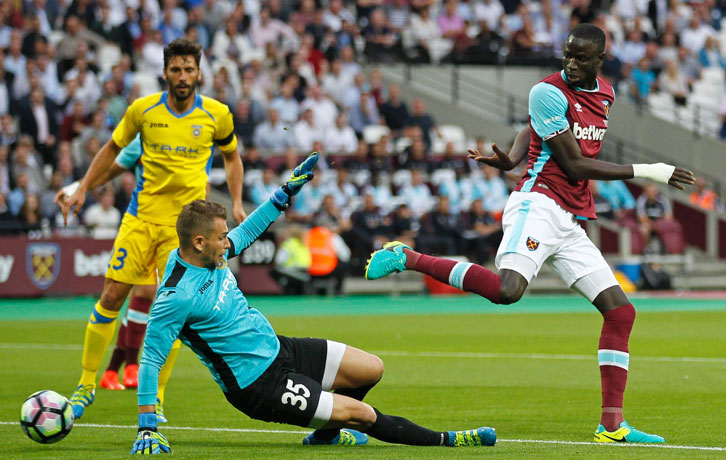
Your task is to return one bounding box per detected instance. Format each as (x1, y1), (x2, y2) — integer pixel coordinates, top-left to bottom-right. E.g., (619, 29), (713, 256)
(516, 71), (615, 220)
(137, 200), (282, 406)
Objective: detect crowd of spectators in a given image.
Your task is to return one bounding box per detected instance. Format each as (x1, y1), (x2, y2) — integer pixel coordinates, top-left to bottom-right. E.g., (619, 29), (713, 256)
(0, 0), (722, 270)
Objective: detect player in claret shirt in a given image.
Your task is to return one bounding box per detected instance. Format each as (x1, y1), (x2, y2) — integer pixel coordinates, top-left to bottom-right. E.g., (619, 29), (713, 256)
(366, 24), (695, 444)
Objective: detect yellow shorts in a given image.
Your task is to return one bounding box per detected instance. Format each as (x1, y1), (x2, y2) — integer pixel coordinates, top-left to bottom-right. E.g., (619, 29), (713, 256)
(106, 213), (179, 285)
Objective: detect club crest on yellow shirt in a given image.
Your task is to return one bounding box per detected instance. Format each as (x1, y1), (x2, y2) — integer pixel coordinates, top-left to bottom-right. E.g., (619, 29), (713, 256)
(192, 124), (202, 138)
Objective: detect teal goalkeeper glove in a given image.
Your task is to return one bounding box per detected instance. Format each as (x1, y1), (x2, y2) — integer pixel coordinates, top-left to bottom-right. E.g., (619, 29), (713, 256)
(130, 413), (171, 455)
(271, 151), (319, 210)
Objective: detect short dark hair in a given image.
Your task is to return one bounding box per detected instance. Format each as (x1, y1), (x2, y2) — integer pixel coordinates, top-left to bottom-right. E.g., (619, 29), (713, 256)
(177, 200), (227, 249)
(568, 24), (606, 55)
(163, 38), (202, 69)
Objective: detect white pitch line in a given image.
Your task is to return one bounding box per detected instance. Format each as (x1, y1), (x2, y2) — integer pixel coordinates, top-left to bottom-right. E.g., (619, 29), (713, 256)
(1, 343), (725, 364)
(1, 422), (724, 451)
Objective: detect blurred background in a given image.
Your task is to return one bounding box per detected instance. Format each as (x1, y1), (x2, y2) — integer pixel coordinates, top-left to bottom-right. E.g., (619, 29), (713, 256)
(1, 0), (726, 298)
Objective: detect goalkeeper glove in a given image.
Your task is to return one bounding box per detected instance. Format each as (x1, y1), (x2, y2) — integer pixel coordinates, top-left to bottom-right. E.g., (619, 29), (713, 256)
(271, 151), (319, 210)
(130, 412), (171, 455)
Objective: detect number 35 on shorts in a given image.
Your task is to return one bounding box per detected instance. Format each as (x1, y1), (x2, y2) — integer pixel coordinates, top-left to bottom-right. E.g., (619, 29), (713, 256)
(281, 379), (310, 411)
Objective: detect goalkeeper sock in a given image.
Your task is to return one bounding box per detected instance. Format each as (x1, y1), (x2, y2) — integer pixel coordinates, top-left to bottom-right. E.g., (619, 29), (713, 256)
(79, 302), (120, 386)
(124, 296), (151, 366)
(157, 339), (181, 404)
(598, 303), (635, 430)
(364, 407), (445, 446)
(403, 250), (501, 304)
(313, 380), (380, 441)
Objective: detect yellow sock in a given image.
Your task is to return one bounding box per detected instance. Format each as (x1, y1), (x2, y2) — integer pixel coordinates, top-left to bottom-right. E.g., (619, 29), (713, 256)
(157, 339), (181, 404)
(78, 302), (120, 387)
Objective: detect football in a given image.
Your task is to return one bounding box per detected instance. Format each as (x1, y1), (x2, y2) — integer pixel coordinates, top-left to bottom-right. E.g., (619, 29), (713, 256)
(20, 390), (74, 444)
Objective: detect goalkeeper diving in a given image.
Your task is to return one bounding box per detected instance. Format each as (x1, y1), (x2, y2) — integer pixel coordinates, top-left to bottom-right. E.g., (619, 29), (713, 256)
(131, 152), (496, 454)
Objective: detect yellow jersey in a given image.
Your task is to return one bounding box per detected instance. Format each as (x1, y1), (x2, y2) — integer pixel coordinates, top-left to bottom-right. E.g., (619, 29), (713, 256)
(112, 91), (238, 226)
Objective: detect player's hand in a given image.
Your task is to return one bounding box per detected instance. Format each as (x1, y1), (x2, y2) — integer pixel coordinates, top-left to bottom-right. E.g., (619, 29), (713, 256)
(270, 152), (318, 210)
(53, 189), (67, 208)
(286, 151), (318, 195)
(232, 202), (247, 223)
(467, 144), (516, 171)
(54, 181), (79, 208)
(130, 430), (171, 455)
(668, 167), (695, 190)
(60, 184), (87, 226)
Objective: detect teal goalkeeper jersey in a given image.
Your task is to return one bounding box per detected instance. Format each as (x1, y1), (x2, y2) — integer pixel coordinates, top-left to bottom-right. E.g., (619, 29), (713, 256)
(137, 200), (282, 406)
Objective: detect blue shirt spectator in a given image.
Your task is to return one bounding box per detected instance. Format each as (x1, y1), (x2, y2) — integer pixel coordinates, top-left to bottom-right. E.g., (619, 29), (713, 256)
(596, 180), (636, 213)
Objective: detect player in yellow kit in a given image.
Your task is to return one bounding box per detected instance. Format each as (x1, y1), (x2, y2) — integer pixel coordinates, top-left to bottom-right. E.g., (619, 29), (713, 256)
(61, 38), (246, 419)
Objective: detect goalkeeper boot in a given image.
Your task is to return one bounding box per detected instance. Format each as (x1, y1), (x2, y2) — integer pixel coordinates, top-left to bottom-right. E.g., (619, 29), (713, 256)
(446, 427), (497, 447)
(594, 421), (665, 443)
(365, 241), (411, 280)
(155, 398), (167, 423)
(100, 370), (126, 390)
(302, 429), (368, 446)
(70, 384), (95, 419)
(123, 364), (139, 388)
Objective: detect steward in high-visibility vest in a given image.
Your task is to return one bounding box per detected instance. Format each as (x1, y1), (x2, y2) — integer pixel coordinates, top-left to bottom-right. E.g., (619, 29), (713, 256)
(305, 226), (338, 276)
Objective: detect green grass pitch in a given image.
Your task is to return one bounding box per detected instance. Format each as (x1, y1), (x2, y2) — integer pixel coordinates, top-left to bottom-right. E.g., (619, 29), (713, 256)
(1, 294), (725, 459)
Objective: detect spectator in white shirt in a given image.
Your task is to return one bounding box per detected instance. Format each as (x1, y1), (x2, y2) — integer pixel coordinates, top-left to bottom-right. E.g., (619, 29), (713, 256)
(253, 108), (295, 153)
(405, 7), (442, 63)
(323, 0), (356, 32)
(293, 108), (324, 152)
(473, 165), (509, 214)
(211, 16), (255, 66)
(301, 85), (338, 131)
(250, 7), (297, 52)
(270, 81), (300, 125)
(397, 169), (433, 217)
(680, 15), (714, 55)
(139, 29), (166, 79)
(474, 0), (504, 32)
(84, 186), (121, 239)
(323, 167), (359, 212)
(321, 59), (352, 104)
(325, 113), (358, 154)
(615, 28), (647, 66)
(339, 45), (362, 82)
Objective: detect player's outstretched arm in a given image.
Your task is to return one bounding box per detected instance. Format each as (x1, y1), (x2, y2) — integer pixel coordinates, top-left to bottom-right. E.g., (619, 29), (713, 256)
(60, 138), (122, 225)
(546, 131), (695, 188)
(467, 127), (530, 171)
(227, 152), (319, 258)
(131, 412), (171, 455)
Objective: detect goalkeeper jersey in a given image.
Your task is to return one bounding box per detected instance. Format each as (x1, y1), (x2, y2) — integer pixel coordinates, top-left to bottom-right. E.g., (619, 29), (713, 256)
(137, 200), (281, 406)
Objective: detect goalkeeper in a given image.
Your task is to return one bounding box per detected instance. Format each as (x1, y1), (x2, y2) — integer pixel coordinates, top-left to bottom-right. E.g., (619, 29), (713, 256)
(131, 153), (496, 454)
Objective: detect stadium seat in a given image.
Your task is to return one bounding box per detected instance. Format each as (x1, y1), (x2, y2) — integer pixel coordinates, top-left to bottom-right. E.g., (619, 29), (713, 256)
(394, 137), (412, 153)
(363, 125), (390, 145)
(433, 125), (467, 154)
